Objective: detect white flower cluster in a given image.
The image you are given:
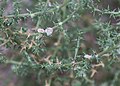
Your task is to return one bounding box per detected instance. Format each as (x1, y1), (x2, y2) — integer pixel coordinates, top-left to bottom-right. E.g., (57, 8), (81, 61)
(84, 54), (92, 59)
(84, 54), (98, 59)
(37, 27), (53, 36)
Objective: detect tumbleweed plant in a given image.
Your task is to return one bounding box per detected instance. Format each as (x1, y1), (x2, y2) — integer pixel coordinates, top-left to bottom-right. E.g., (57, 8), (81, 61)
(0, 0), (120, 86)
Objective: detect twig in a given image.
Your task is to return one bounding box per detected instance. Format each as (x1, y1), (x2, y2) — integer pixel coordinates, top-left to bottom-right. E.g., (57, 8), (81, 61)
(74, 37), (80, 60)
(97, 43), (120, 57)
(0, 8), (55, 19)
(93, 8), (120, 16)
(5, 60), (27, 65)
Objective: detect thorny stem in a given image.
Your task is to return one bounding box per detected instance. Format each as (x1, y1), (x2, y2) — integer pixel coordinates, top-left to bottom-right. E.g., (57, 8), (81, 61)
(74, 37), (80, 60)
(97, 43), (120, 57)
(0, 1), (70, 19)
(52, 8), (79, 29)
(0, 8), (55, 18)
(5, 60), (27, 65)
(36, 17), (41, 28)
(2, 42), (120, 66)
(4, 59), (82, 67)
(93, 8), (120, 16)
(52, 32), (62, 58)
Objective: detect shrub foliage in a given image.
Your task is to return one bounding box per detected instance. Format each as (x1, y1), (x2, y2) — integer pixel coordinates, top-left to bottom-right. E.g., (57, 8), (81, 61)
(0, 0), (120, 86)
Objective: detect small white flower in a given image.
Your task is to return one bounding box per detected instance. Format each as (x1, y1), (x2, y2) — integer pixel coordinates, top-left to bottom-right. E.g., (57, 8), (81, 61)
(48, 2), (52, 7)
(37, 28), (45, 33)
(84, 54), (98, 59)
(45, 27), (53, 36)
(84, 54), (92, 59)
(37, 27), (53, 36)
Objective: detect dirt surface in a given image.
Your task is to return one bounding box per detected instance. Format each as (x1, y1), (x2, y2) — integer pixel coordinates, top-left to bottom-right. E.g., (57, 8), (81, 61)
(0, 65), (21, 86)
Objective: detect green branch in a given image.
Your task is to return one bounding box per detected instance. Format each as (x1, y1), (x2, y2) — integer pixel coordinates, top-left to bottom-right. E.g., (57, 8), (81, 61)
(93, 8), (120, 17)
(98, 43), (120, 57)
(0, 8), (55, 18)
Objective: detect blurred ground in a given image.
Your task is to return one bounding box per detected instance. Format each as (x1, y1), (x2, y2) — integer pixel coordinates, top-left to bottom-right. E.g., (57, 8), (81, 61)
(0, 65), (21, 86)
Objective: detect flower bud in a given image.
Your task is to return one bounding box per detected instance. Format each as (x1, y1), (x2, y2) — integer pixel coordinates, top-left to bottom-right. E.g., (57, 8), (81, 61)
(45, 27), (53, 36)
(37, 28), (45, 33)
